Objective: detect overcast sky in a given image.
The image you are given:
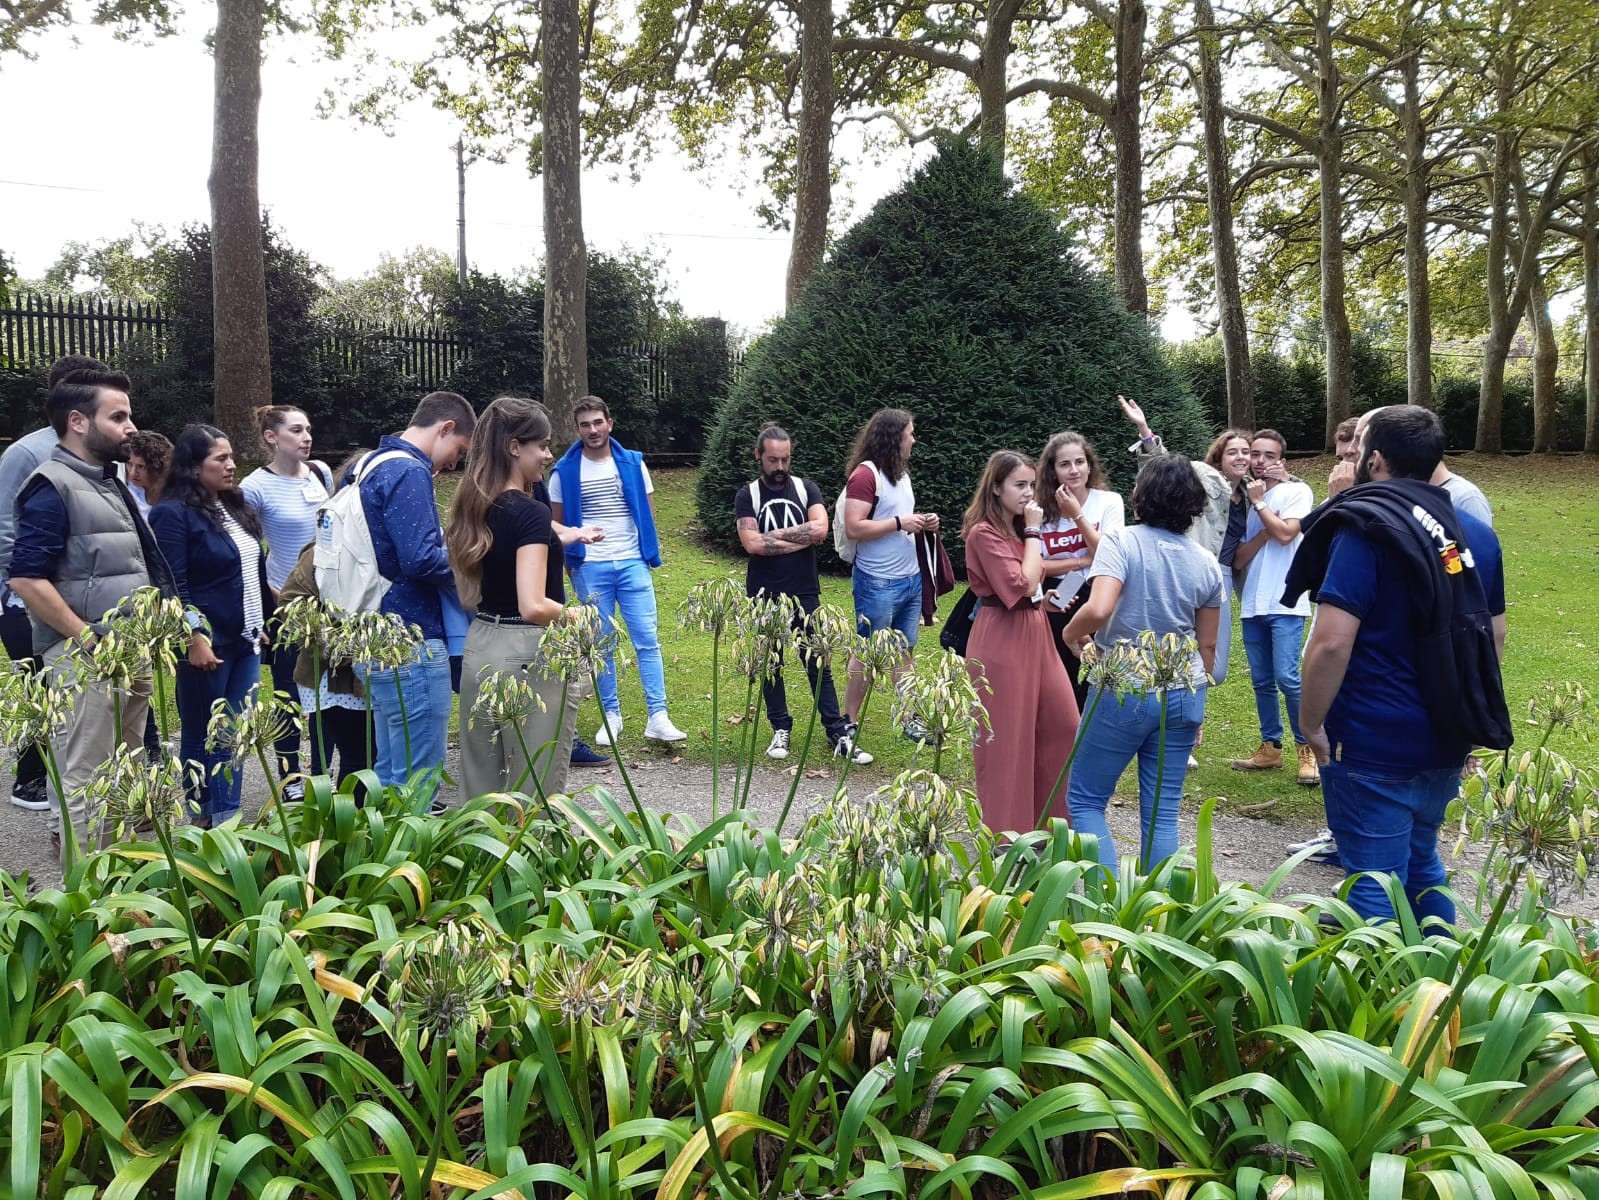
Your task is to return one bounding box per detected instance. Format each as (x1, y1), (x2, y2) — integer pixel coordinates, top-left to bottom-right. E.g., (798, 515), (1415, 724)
(0, 20), (945, 334)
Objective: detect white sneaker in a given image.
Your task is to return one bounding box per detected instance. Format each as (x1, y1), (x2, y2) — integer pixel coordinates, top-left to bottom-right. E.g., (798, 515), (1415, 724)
(766, 729), (791, 760)
(1286, 828), (1340, 863)
(644, 712), (688, 742)
(1187, 754), (1199, 769)
(833, 733), (873, 766)
(593, 712), (624, 747)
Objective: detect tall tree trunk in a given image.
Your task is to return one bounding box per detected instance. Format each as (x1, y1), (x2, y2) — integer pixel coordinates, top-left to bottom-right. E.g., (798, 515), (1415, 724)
(1400, 46), (1432, 409)
(1529, 271), (1558, 451)
(974, 0), (1015, 157)
(1111, 0), (1148, 314)
(542, 0), (588, 445)
(786, 0), (832, 309)
(1193, 0), (1251, 428)
(1585, 151), (1599, 454)
(1475, 58), (1516, 452)
(209, 0), (271, 455)
(1316, 11), (1351, 450)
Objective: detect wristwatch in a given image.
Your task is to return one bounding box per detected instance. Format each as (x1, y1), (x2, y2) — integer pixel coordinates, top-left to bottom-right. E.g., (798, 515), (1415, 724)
(1253, 500), (1267, 512)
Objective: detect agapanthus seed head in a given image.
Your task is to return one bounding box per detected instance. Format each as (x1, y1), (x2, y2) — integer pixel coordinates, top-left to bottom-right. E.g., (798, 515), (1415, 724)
(207, 687), (304, 768)
(470, 667), (547, 736)
(800, 603), (855, 669)
(383, 921), (511, 1047)
(892, 649), (990, 750)
(1131, 630), (1202, 694)
(536, 604), (619, 683)
(0, 660), (77, 755)
(528, 944), (625, 1028)
(1528, 681), (1591, 738)
(82, 745), (191, 840)
(677, 577), (750, 637)
(856, 627), (910, 682)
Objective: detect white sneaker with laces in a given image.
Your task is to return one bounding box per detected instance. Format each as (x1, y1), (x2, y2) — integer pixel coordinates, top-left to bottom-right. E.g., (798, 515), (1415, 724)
(593, 712), (624, 746)
(644, 712), (688, 742)
(833, 733), (873, 766)
(1286, 828), (1339, 862)
(766, 729), (791, 760)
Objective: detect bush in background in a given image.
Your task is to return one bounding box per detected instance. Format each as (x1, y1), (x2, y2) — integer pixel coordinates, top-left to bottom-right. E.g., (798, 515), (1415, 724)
(695, 139), (1206, 571)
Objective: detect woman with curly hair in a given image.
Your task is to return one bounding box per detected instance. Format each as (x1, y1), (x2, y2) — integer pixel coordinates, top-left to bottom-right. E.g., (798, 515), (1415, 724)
(1036, 431), (1123, 708)
(445, 397), (581, 802)
(963, 450), (1078, 835)
(1060, 454), (1224, 874)
(840, 407), (941, 743)
(149, 425), (271, 826)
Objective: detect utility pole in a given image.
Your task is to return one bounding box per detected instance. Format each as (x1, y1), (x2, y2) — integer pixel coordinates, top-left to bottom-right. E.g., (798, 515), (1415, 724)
(455, 138), (469, 286)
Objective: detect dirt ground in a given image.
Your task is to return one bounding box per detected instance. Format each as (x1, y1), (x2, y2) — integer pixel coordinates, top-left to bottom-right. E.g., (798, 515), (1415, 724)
(3, 742), (1592, 926)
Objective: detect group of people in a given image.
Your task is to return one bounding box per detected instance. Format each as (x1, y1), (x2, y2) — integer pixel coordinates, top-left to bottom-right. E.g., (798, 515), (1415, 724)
(931, 399), (1507, 924)
(2, 358), (1510, 927)
(0, 360), (700, 858)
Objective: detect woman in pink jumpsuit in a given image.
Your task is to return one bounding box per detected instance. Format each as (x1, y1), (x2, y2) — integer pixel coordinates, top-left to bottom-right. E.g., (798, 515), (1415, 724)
(963, 450), (1080, 834)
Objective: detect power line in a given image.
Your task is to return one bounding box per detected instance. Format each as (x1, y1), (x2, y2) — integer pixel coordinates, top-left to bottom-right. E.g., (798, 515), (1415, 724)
(0, 178), (103, 193)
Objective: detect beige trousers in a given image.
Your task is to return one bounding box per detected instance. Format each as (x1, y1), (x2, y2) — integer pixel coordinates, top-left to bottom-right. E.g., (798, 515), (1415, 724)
(43, 640), (152, 860)
(457, 619), (583, 806)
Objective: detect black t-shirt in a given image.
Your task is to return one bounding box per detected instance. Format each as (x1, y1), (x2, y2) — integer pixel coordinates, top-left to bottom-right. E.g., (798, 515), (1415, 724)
(734, 477), (824, 596)
(479, 491), (565, 617)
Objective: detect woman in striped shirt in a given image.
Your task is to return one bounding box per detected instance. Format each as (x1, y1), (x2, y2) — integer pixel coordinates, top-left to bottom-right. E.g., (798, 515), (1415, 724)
(240, 406), (332, 799)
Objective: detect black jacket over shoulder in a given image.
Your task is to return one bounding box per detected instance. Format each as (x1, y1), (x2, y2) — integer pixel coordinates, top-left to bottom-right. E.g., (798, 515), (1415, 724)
(1282, 478), (1512, 752)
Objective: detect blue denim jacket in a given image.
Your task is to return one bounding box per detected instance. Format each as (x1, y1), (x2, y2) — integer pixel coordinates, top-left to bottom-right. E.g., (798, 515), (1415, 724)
(357, 436), (455, 640)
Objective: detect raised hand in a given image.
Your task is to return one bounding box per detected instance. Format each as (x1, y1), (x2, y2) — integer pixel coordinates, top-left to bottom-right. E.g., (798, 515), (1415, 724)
(1117, 394), (1151, 438)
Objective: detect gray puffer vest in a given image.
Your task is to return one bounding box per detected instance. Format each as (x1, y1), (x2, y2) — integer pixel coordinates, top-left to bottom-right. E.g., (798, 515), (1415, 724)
(26, 447), (157, 654)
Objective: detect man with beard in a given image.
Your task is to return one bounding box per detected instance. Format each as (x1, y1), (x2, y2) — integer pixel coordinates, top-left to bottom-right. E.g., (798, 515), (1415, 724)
(1292, 404), (1509, 924)
(735, 424), (872, 765)
(0, 355), (107, 812)
(8, 368), (176, 858)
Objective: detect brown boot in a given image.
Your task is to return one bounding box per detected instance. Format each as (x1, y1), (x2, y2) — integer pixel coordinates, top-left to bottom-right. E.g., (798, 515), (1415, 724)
(1296, 743), (1321, 786)
(1230, 741), (1284, 771)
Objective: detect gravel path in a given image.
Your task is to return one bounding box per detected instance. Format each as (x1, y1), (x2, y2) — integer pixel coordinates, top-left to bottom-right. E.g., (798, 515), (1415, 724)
(3, 744), (1592, 924)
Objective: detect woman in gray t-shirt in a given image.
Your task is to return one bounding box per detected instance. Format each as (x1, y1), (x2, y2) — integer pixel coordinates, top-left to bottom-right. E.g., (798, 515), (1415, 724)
(1060, 455), (1224, 876)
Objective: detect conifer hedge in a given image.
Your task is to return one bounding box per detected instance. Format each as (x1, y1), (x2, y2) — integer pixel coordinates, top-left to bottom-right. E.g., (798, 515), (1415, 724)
(696, 140), (1209, 573)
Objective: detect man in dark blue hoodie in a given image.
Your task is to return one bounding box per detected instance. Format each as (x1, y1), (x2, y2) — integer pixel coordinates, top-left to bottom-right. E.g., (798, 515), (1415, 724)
(357, 392), (474, 792)
(1294, 405), (1508, 925)
(550, 396), (686, 747)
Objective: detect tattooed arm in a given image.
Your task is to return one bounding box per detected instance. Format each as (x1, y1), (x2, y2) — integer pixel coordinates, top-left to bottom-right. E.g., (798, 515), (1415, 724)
(737, 516), (816, 556)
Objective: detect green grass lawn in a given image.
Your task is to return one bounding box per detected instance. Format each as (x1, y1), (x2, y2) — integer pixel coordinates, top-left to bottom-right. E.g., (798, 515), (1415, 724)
(610, 455), (1599, 822)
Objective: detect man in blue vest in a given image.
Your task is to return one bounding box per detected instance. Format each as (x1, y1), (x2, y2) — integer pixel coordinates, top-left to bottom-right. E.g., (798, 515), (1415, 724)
(550, 396), (686, 746)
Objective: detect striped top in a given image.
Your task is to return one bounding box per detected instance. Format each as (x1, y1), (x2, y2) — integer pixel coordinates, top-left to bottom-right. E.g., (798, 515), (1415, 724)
(240, 463), (331, 591)
(215, 505), (266, 644)
(548, 454), (654, 562)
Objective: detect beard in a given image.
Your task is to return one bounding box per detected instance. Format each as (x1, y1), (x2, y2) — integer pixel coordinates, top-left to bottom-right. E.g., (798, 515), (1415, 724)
(88, 429), (131, 463)
(762, 469), (790, 489)
(1355, 449), (1376, 485)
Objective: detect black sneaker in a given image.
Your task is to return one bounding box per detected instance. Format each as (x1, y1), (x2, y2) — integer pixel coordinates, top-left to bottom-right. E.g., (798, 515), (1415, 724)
(10, 779), (50, 811)
(570, 737), (612, 768)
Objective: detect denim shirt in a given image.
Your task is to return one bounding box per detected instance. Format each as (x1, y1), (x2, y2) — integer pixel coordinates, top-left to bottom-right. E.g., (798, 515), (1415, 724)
(356, 435), (454, 640)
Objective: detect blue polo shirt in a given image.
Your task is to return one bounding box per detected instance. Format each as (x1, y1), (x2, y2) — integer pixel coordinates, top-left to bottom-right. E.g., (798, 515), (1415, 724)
(356, 435), (454, 641)
(1319, 512), (1503, 771)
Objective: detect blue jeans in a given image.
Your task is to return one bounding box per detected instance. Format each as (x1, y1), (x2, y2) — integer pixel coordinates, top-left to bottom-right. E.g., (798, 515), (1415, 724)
(359, 638), (451, 792)
(175, 649), (261, 822)
(1322, 761), (1459, 925)
(1240, 614), (1306, 745)
(1067, 685), (1205, 876)
(567, 558), (667, 716)
(851, 569), (921, 646)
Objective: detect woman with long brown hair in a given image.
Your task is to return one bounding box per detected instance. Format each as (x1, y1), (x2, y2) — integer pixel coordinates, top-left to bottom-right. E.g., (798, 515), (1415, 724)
(962, 450), (1079, 835)
(445, 397), (580, 802)
(1036, 431), (1123, 708)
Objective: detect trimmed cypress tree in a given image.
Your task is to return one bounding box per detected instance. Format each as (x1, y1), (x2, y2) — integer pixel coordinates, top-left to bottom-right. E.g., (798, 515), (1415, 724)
(695, 140), (1209, 572)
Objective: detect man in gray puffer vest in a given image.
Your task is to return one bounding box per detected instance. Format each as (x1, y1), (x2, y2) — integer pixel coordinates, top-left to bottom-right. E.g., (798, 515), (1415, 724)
(8, 368), (175, 859)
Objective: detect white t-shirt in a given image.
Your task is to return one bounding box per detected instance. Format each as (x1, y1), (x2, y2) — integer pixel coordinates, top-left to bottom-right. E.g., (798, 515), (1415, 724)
(549, 453), (655, 562)
(846, 462), (918, 579)
(1040, 488), (1125, 608)
(1239, 479), (1314, 618)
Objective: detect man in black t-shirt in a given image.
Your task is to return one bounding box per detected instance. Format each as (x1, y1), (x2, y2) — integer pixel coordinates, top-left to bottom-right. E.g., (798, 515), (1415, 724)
(735, 424), (872, 766)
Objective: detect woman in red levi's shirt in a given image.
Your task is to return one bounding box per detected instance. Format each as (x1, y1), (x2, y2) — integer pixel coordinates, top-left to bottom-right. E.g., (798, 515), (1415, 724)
(962, 450), (1080, 837)
(1036, 432), (1124, 707)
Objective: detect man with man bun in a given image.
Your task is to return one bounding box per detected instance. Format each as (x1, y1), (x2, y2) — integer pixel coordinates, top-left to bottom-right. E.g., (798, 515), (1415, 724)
(735, 423), (872, 765)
